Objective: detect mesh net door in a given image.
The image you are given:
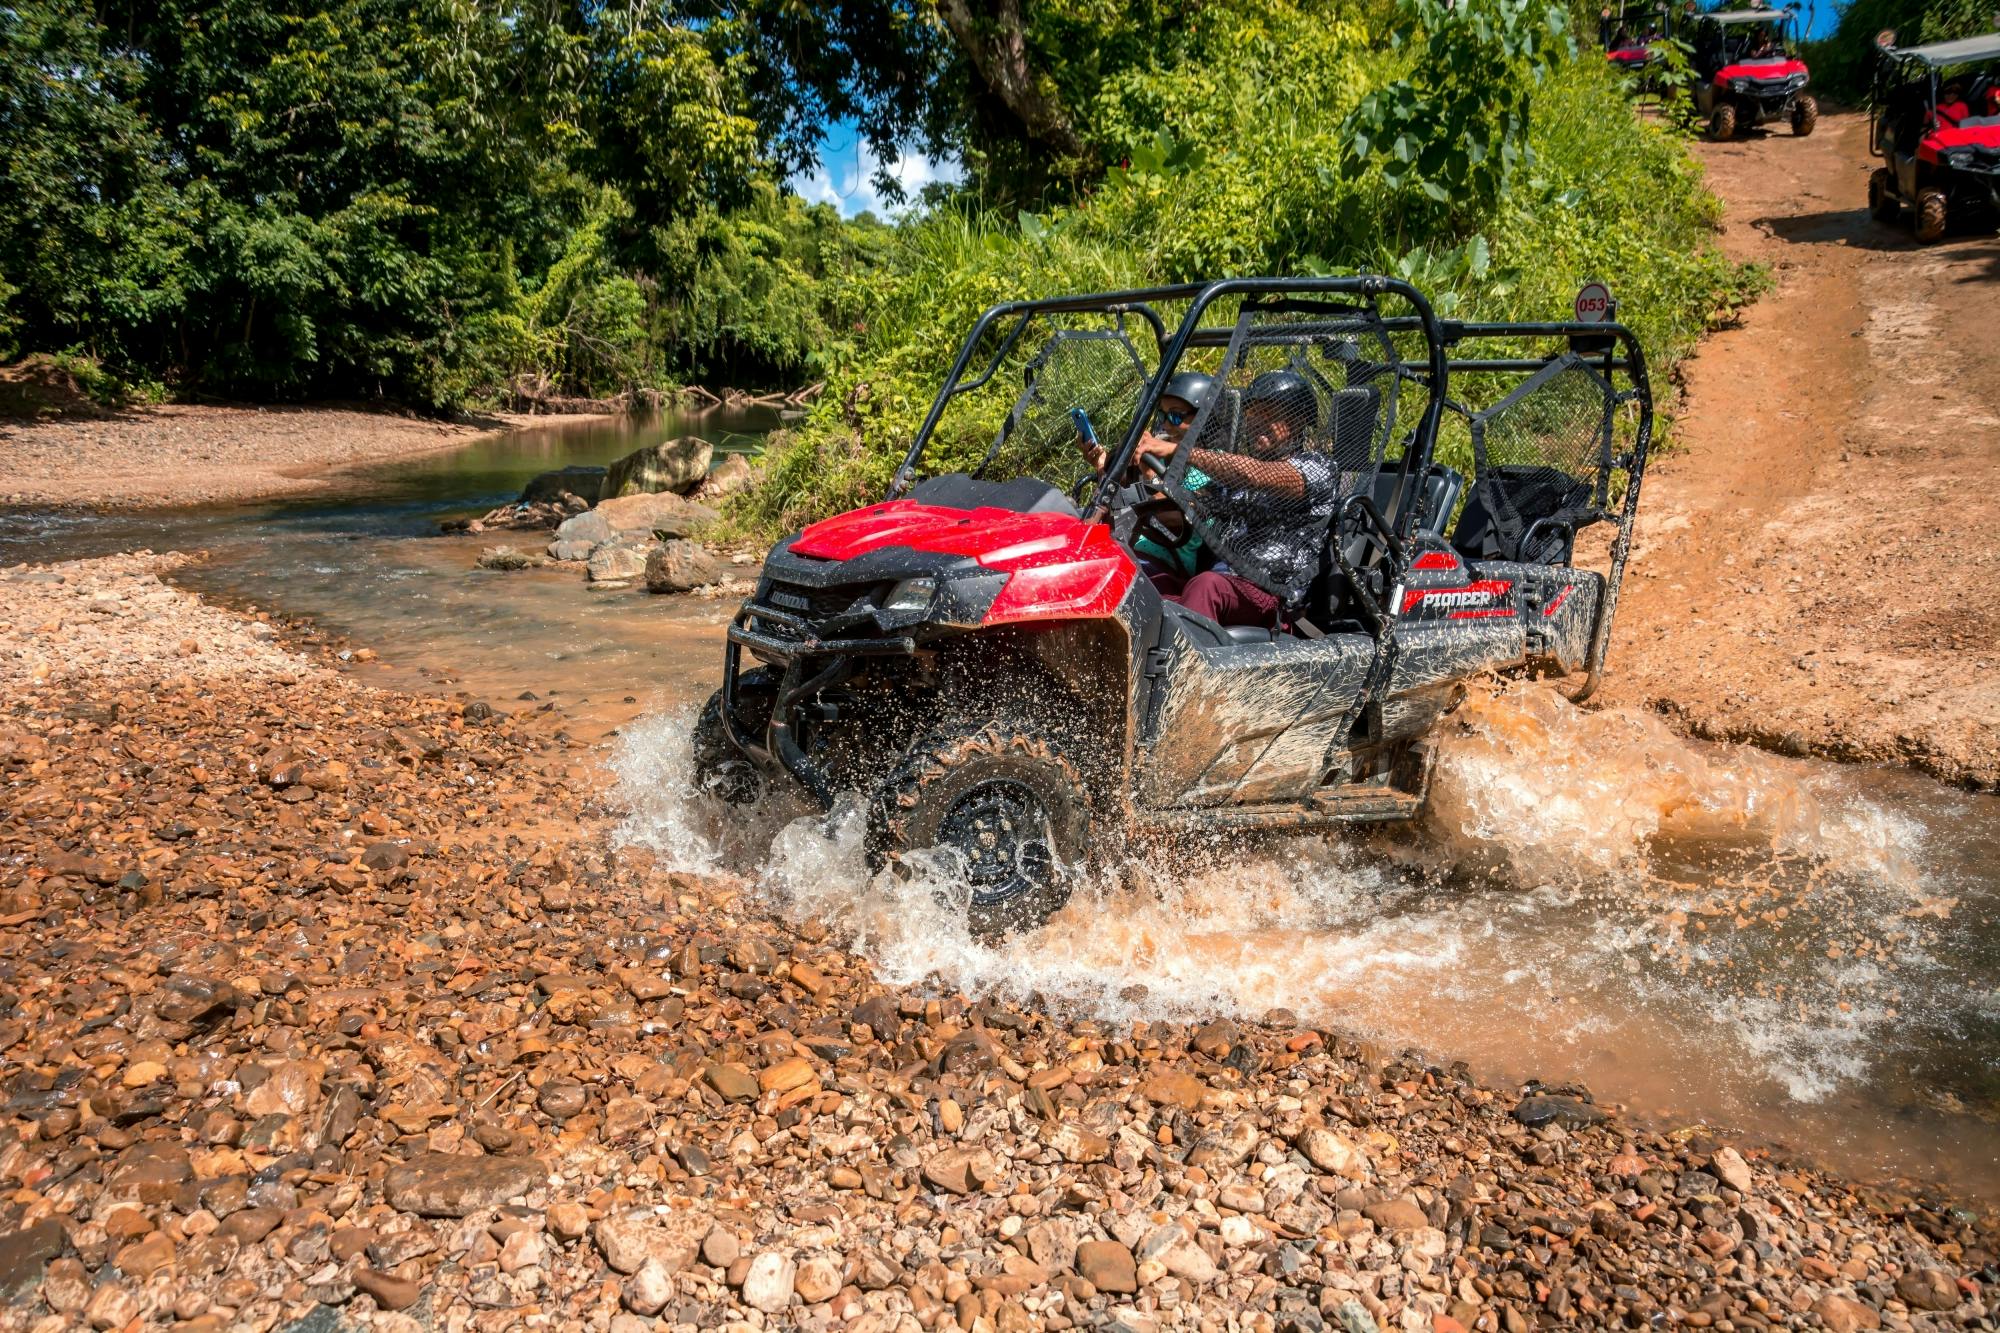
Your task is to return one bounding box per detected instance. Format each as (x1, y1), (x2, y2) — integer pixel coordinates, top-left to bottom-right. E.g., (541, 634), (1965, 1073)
(1456, 353), (1617, 564)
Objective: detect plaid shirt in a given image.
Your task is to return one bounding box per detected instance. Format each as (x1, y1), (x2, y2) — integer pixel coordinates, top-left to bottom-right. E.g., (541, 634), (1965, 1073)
(1197, 452), (1340, 595)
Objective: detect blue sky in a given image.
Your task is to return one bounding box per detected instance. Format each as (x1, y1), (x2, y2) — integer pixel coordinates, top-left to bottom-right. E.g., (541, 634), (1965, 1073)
(787, 119), (961, 218)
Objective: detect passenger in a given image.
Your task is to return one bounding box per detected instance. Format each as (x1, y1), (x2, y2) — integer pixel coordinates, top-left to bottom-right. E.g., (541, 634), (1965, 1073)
(1134, 370), (1336, 629)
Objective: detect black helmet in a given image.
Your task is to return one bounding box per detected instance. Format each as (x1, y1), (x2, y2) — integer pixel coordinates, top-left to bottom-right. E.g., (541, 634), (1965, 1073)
(1243, 369), (1318, 431)
(1158, 371), (1216, 416)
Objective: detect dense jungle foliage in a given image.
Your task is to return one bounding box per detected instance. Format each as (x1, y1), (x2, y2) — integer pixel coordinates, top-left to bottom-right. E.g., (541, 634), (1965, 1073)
(2, 0), (1753, 472)
(1808, 0), (1997, 95)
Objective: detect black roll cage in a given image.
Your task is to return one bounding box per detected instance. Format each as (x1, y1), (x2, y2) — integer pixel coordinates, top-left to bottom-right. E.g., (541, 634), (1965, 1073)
(1868, 47), (2000, 158)
(890, 276), (1652, 557)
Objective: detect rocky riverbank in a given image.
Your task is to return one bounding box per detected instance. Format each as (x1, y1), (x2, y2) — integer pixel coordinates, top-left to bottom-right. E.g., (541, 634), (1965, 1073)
(0, 554), (1991, 1332)
(0, 402), (613, 511)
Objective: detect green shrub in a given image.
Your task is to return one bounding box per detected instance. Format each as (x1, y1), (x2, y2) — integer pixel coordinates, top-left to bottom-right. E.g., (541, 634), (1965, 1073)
(733, 0), (1753, 537)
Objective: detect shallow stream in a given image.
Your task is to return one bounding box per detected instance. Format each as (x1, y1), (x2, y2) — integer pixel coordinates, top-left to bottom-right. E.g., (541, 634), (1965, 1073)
(5, 410), (1997, 1202)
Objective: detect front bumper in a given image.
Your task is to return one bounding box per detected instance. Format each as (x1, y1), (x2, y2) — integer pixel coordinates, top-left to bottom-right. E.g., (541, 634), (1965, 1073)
(722, 603), (916, 808)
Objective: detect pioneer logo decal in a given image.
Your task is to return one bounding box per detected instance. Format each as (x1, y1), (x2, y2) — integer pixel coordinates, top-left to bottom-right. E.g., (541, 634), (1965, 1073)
(1400, 579), (1515, 618)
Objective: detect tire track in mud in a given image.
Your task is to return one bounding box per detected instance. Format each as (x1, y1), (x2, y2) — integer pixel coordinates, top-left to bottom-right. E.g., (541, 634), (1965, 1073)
(1605, 110), (2000, 789)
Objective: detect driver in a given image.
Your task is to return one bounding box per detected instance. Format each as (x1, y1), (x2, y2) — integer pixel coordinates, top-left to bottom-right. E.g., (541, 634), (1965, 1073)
(1134, 370), (1336, 629)
(1747, 26), (1776, 57)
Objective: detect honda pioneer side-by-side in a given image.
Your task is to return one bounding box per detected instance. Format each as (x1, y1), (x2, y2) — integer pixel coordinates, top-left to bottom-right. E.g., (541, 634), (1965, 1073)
(695, 278), (1653, 936)
(1690, 5), (1817, 140)
(1602, 2), (1676, 93)
(1867, 28), (2000, 242)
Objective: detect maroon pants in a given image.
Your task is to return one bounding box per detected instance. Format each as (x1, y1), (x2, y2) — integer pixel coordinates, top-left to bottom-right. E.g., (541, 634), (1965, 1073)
(1166, 570), (1279, 628)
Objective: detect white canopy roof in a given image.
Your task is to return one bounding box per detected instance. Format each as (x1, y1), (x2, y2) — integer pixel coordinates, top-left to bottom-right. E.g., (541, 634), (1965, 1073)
(1890, 33), (2000, 66)
(1703, 9), (1794, 23)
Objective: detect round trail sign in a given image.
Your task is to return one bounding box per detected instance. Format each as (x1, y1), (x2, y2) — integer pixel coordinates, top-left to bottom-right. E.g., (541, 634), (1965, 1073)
(1574, 282), (1613, 323)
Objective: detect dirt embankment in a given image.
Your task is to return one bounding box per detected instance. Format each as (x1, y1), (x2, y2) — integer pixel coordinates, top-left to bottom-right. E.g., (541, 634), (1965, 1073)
(0, 398), (610, 511)
(1606, 111), (2000, 789)
(0, 555), (1989, 1331)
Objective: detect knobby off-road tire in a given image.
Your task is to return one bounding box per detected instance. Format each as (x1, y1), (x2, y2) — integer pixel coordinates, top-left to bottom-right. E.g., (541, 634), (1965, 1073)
(1790, 95), (1818, 137)
(1708, 104), (1737, 142)
(1868, 168), (1901, 224)
(1915, 188), (1949, 243)
(691, 668), (777, 805)
(866, 719), (1092, 941)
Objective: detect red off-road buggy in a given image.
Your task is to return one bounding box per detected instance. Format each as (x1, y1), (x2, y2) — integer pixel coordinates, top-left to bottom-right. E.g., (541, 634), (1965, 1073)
(1690, 6), (1818, 140)
(1603, 2), (1675, 94)
(1867, 29), (2000, 242)
(695, 278), (1653, 936)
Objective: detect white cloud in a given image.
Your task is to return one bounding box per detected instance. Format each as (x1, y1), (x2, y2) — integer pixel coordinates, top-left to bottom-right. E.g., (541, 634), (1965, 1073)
(790, 139), (962, 218)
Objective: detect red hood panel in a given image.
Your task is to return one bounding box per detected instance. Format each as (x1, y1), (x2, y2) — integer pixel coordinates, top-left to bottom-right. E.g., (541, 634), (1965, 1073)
(1921, 124), (2000, 161)
(792, 501), (1110, 564)
(1714, 58), (1807, 84)
(790, 500), (1137, 623)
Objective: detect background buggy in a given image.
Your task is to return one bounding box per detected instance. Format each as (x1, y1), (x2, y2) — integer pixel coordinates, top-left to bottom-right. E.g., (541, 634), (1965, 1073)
(1867, 30), (2000, 242)
(1690, 6), (1817, 140)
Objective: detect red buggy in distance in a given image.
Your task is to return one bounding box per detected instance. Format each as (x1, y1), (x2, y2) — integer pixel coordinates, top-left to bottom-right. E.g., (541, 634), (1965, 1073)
(1868, 29), (2000, 242)
(1602, 2), (1675, 95)
(694, 278), (1655, 938)
(1689, 5), (1818, 140)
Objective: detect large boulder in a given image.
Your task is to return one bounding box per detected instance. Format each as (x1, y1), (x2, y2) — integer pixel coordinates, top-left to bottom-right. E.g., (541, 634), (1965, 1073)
(519, 465), (606, 506)
(546, 492), (717, 562)
(605, 437), (711, 498)
(644, 540), (723, 594)
(587, 537), (652, 583)
(693, 453), (755, 502)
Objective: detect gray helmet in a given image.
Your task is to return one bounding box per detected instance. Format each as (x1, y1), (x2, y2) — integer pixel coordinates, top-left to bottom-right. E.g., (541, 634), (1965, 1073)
(1243, 369), (1318, 430)
(1158, 371), (1216, 419)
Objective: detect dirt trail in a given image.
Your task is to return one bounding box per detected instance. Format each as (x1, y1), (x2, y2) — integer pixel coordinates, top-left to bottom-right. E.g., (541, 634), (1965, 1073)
(1605, 111), (2000, 788)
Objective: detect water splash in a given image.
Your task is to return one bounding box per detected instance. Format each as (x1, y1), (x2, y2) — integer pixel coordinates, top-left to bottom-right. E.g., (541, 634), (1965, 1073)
(610, 683), (1998, 1189)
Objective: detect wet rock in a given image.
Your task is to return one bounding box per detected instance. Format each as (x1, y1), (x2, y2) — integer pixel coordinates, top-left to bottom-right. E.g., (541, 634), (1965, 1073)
(1076, 1239), (1138, 1294)
(1895, 1267), (1960, 1311)
(695, 453), (755, 501)
(383, 1153), (545, 1217)
(0, 1220), (64, 1299)
(84, 1282), (141, 1330)
(355, 1267), (423, 1311)
(644, 539), (723, 594)
(1710, 1145), (1753, 1192)
(605, 437), (712, 498)
(1140, 1068), (1208, 1110)
(703, 1062), (758, 1103)
(476, 545), (542, 571)
(1298, 1125), (1370, 1179)
(587, 539), (651, 583)
(1512, 1094), (1607, 1130)
(520, 465), (606, 506)
(537, 1076), (588, 1120)
(1811, 1293), (1881, 1332)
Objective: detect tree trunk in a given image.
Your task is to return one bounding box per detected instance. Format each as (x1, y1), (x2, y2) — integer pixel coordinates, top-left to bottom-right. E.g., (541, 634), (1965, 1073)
(935, 0), (1086, 161)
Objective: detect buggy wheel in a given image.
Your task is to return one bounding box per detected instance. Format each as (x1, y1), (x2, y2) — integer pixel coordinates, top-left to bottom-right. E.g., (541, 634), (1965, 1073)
(1708, 104), (1737, 141)
(1790, 95), (1818, 137)
(1868, 168), (1900, 223)
(1914, 188), (1948, 243)
(692, 668), (776, 805)
(867, 719), (1090, 941)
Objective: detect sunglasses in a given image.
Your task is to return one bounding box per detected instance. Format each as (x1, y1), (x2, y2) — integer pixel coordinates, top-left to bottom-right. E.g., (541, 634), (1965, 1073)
(1155, 406), (1192, 427)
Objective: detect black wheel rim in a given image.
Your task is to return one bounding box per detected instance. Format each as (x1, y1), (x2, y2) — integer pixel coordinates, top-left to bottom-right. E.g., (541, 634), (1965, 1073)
(936, 778), (1056, 906)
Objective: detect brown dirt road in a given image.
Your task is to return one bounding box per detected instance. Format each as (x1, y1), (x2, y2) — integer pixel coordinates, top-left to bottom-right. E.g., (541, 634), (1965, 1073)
(1604, 110), (2000, 789)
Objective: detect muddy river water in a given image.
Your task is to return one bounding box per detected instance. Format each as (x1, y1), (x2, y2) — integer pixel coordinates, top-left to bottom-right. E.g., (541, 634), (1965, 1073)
(6, 412), (1998, 1203)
